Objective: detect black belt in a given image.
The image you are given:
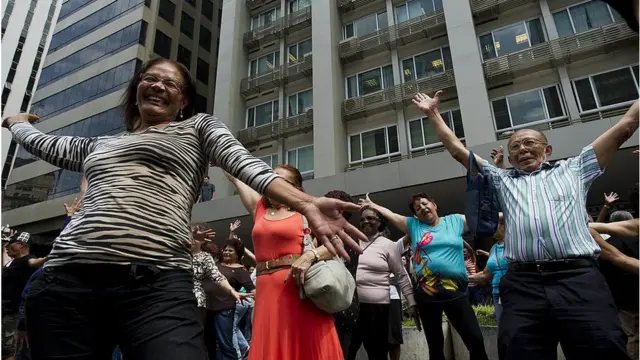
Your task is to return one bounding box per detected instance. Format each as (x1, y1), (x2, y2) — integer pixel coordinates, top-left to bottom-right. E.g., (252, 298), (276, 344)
(508, 258), (597, 273)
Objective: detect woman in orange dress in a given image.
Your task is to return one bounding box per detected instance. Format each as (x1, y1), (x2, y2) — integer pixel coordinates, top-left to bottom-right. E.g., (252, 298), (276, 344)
(226, 164), (344, 360)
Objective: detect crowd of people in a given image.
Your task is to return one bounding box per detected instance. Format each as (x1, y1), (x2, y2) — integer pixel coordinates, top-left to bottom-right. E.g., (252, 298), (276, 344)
(0, 53), (638, 360)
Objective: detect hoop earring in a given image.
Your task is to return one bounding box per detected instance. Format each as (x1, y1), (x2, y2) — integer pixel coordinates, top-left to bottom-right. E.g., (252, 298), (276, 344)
(179, 108), (183, 119)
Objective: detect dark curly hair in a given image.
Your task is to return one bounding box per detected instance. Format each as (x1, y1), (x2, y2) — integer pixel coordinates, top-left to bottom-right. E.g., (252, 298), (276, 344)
(219, 237), (245, 264)
(120, 57), (197, 132)
(408, 192), (437, 215)
(361, 207), (388, 232)
(325, 190), (354, 221)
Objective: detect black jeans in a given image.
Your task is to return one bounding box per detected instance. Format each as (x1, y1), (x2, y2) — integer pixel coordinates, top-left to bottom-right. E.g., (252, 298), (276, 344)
(346, 303), (390, 360)
(416, 293), (488, 360)
(498, 265), (630, 360)
(25, 264), (205, 360)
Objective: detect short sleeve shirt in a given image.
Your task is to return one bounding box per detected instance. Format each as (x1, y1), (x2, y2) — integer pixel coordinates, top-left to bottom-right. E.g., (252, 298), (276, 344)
(407, 215), (468, 301)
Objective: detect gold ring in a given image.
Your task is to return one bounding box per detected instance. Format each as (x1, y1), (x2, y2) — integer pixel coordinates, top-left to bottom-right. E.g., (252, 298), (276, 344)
(331, 235), (340, 241)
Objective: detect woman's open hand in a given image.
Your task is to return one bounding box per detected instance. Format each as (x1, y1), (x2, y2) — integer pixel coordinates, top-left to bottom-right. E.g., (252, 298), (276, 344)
(2, 113), (39, 128)
(300, 197), (365, 259)
(192, 226), (215, 242)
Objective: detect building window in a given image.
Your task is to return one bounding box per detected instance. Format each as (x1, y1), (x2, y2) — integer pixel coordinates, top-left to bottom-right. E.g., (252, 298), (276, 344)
(287, 89), (313, 117)
(249, 51), (280, 76)
(195, 93), (208, 113)
(553, 1), (622, 38)
(196, 58), (209, 84)
(252, 7), (281, 30)
(177, 45), (192, 68)
(288, 0), (311, 13)
(287, 145), (313, 174)
(199, 26), (212, 52)
(159, 0), (176, 25)
(401, 46), (452, 82)
(573, 66), (639, 113)
(202, 0), (214, 21)
(349, 126), (399, 163)
(491, 85), (566, 131)
(139, 21), (148, 46)
(59, 0), (99, 20)
(181, 12), (195, 39)
(479, 18), (546, 61)
(408, 109), (464, 150)
(343, 12), (388, 39)
(218, 8), (223, 25)
(185, 0), (196, 6)
(288, 39), (312, 63)
(259, 154), (279, 168)
(345, 65), (394, 99)
(154, 30), (172, 58)
(395, 0), (442, 24)
(247, 100), (279, 127)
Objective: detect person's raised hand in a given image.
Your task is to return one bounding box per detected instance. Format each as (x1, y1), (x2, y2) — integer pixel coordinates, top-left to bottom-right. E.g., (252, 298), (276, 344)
(2, 114), (39, 128)
(604, 192), (619, 206)
(490, 146), (505, 169)
(229, 219), (241, 233)
(192, 226), (215, 242)
(358, 193), (376, 210)
(412, 91), (442, 115)
(300, 197), (364, 259)
(63, 197), (82, 217)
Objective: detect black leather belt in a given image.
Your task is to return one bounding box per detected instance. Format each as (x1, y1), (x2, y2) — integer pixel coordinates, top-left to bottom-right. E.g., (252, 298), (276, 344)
(508, 258), (597, 273)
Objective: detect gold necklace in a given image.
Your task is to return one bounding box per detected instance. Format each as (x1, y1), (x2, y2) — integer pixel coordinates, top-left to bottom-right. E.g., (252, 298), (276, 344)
(269, 207), (291, 216)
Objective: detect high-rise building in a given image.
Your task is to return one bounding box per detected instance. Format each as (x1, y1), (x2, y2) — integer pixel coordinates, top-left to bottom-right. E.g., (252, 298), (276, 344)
(2, 0), (222, 238)
(1, 0), (62, 188)
(192, 0), (638, 239)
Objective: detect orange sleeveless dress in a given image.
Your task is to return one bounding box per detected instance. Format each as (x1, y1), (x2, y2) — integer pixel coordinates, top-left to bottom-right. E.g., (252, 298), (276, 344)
(248, 199), (343, 360)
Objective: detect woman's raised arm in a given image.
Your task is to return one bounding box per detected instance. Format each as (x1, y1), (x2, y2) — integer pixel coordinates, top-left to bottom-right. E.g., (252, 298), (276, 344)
(3, 114), (96, 172)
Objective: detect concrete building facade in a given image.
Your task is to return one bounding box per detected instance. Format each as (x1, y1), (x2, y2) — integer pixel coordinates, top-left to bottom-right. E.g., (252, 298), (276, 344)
(2, 0), (222, 239)
(2, 0), (639, 242)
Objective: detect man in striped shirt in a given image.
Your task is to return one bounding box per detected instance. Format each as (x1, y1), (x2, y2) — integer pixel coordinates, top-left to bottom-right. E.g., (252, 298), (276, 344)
(412, 91), (638, 360)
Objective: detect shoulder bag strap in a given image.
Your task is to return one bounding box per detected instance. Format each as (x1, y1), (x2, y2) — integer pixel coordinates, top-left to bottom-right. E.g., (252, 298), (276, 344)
(301, 215), (315, 253)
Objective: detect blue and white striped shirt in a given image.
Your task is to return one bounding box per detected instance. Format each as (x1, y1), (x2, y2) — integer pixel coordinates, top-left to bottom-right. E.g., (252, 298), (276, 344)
(482, 145), (603, 262)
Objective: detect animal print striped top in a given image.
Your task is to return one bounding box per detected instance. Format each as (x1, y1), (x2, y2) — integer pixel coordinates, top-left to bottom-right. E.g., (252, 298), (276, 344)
(9, 114), (279, 270)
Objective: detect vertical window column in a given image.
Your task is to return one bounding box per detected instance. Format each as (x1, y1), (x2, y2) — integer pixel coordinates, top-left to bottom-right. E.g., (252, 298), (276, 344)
(538, 0), (580, 120)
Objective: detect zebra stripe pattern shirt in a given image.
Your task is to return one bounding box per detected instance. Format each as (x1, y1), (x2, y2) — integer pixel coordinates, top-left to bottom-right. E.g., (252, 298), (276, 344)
(481, 145), (603, 262)
(10, 114), (279, 270)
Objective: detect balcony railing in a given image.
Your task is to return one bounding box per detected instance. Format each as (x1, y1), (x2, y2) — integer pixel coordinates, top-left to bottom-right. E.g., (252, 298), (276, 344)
(483, 22), (637, 86)
(243, 6), (312, 49)
(240, 54), (313, 98)
(339, 10), (446, 62)
(342, 69), (456, 121)
(236, 110), (314, 146)
(337, 0), (382, 13)
(246, 0), (278, 11)
(471, 0), (537, 23)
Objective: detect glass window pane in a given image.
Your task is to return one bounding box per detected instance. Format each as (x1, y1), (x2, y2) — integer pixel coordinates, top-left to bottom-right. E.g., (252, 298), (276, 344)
(422, 118), (439, 145)
(350, 135), (362, 161)
(492, 99), (511, 130)
(288, 44), (298, 62)
(382, 65), (394, 88)
(527, 19), (545, 45)
(415, 49), (444, 79)
(298, 39), (312, 57)
(299, 89), (313, 113)
(441, 47), (453, 71)
(479, 34), (496, 61)
(272, 154), (279, 166)
(574, 78), (597, 111)
(396, 5), (409, 24)
(543, 86), (564, 118)
(570, 1), (613, 33)
(297, 146), (314, 173)
(377, 12), (388, 30)
(358, 68), (383, 95)
(288, 95), (297, 116)
(592, 68), (639, 107)
(409, 119), (424, 149)
(452, 110), (465, 138)
(247, 108), (255, 127)
(347, 76), (358, 98)
(287, 150), (297, 167)
(493, 22), (530, 56)
(402, 58), (415, 82)
(388, 126), (399, 153)
(254, 102), (273, 126)
(345, 23), (354, 39)
(355, 13), (378, 37)
(507, 89), (546, 126)
(274, 100), (279, 119)
(361, 128), (387, 159)
(434, 0), (443, 10)
(553, 10), (574, 37)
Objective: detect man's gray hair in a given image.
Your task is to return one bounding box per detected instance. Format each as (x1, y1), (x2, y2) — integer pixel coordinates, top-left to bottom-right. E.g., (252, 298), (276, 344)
(609, 210), (634, 223)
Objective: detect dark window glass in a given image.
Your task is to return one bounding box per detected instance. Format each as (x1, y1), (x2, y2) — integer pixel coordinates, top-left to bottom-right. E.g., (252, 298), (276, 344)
(59, 0), (98, 20)
(2, 169), (84, 211)
(181, 12), (195, 38)
(154, 30), (172, 58)
(218, 8), (223, 25)
(492, 98), (511, 130)
(177, 45), (192, 68)
(139, 20), (148, 45)
(13, 108), (125, 169)
(38, 22), (143, 88)
(1, 87), (10, 112)
(574, 78), (597, 111)
(145, 0), (151, 7)
(451, 109), (465, 138)
(199, 26), (212, 52)
(30, 60), (137, 121)
(159, 0), (176, 25)
(197, 58), (209, 84)
(49, 0), (144, 53)
(185, 0), (196, 5)
(195, 94), (208, 114)
(592, 68), (639, 107)
(543, 86), (564, 118)
(202, 0), (214, 20)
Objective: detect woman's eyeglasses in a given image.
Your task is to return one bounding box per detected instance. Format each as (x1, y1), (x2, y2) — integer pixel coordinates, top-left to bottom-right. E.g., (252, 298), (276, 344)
(140, 73), (183, 93)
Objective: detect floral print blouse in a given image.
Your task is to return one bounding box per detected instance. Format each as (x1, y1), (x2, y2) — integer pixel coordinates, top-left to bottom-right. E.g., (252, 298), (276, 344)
(192, 252), (225, 308)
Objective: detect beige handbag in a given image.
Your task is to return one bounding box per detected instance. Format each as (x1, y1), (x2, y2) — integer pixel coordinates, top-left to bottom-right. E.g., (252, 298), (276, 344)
(299, 215), (356, 314)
